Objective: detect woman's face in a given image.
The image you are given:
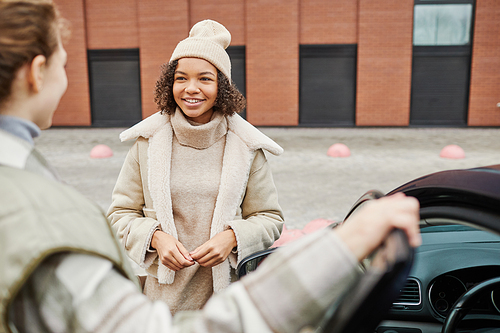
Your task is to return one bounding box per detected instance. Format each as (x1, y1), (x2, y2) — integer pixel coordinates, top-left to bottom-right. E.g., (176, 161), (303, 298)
(33, 39), (68, 129)
(173, 57), (218, 124)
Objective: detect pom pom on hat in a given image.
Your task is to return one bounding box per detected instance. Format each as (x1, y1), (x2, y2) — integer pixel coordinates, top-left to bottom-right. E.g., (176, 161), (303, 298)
(170, 19), (232, 81)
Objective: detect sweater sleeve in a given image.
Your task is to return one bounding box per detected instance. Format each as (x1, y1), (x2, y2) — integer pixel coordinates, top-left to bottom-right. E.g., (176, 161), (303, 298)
(9, 230), (359, 333)
(107, 139), (160, 269)
(227, 149), (284, 267)
(10, 253), (268, 333)
(241, 229), (360, 332)
(9, 253), (173, 333)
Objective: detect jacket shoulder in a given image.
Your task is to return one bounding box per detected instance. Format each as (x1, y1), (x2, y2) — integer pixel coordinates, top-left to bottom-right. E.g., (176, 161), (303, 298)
(0, 166), (139, 293)
(227, 114), (283, 156)
(119, 112), (170, 142)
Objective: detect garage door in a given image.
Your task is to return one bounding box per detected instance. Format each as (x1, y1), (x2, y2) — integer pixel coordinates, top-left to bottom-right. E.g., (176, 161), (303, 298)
(411, 46), (471, 126)
(299, 45), (357, 127)
(88, 49), (142, 127)
(227, 46), (246, 119)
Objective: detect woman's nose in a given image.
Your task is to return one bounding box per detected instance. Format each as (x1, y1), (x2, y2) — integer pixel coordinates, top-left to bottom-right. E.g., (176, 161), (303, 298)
(185, 80), (200, 94)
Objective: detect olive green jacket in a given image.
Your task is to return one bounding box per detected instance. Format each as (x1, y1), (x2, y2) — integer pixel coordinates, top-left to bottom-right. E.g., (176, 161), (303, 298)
(0, 167), (138, 333)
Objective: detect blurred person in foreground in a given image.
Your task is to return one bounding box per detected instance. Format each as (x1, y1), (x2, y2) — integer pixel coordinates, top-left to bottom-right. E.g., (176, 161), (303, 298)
(0, 1), (421, 332)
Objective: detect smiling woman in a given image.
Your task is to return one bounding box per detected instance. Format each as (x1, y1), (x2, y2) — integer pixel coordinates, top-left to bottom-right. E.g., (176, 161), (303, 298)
(107, 19), (285, 314)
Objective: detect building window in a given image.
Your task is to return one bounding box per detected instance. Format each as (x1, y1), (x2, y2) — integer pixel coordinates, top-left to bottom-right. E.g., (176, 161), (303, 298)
(413, 4), (473, 46)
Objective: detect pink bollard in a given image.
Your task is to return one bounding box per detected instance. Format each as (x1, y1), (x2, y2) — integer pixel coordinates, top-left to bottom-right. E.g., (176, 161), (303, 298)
(302, 218), (336, 234)
(272, 226), (305, 247)
(439, 145), (465, 159)
(90, 144), (113, 159)
(327, 143), (351, 158)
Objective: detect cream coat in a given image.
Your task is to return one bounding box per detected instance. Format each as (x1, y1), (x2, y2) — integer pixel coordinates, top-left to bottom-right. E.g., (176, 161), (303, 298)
(108, 112), (284, 292)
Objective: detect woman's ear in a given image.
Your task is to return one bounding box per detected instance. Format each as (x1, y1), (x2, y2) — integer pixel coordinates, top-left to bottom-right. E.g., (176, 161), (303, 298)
(28, 55), (47, 93)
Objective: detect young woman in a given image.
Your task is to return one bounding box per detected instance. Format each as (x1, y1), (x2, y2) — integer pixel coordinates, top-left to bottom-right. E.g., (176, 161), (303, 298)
(107, 19), (285, 313)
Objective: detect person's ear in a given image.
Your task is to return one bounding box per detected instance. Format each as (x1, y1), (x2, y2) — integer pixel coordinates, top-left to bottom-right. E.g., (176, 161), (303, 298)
(27, 55), (47, 93)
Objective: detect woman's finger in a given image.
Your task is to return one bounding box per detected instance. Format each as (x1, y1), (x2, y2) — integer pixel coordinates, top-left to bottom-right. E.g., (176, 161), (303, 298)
(177, 242), (194, 263)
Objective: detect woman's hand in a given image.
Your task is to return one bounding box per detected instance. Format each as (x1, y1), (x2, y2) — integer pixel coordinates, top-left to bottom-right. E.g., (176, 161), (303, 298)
(190, 230), (237, 268)
(335, 193), (421, 262)
(151, 230), (194, 271)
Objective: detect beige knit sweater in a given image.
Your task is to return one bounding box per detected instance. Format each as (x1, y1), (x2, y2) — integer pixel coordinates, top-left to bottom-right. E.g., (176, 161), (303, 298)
(143, 111), (227, 313)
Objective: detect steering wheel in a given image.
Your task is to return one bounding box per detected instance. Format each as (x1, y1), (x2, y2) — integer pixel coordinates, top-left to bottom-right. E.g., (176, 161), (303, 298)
(442, 277), (500, 333)
(316, 228), (414, 333)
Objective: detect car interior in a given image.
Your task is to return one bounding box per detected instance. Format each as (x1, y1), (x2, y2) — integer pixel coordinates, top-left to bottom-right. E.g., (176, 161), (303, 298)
(237, 164), (500, 333)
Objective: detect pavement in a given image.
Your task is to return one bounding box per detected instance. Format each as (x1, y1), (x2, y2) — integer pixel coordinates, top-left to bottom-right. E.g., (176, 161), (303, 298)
(36, 126), (500, 229)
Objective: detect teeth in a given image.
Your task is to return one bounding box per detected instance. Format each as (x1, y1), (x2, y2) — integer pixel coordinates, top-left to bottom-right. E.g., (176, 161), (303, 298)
(186, 99), (201, 103)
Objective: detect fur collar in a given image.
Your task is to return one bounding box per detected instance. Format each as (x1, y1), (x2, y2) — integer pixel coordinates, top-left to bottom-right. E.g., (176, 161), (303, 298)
(120, 112), (283, 156)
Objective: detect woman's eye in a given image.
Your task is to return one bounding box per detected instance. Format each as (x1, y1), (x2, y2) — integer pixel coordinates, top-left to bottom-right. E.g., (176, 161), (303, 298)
(200, 77), (213, 82)
(175, 76), (186, 81)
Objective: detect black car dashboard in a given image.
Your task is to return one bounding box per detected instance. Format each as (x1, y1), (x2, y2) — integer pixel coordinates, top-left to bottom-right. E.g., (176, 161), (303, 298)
(378, 224), (500, 333)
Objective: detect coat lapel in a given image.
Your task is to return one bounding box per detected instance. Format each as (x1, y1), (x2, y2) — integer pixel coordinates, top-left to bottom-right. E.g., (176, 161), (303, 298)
(148, 124), (177, 284)
(211, 130), (254, 292)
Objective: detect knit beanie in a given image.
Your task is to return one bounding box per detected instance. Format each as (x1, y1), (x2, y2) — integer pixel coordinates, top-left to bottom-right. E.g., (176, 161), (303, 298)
(170, 19), (232, 81)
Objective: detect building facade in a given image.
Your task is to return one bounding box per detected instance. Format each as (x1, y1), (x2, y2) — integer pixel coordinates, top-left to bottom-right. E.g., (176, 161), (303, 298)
(53, 0), (500, 127)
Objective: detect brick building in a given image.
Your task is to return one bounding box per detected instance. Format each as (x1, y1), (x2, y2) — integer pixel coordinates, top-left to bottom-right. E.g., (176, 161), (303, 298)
(53, 0), (500, 127)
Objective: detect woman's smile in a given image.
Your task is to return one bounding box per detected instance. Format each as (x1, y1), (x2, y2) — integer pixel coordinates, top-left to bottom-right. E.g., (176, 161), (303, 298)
(183, 98), (206, 105)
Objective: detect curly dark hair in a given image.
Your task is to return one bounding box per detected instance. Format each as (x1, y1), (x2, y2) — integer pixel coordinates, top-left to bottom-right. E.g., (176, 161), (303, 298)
(154, 59), (246, 116)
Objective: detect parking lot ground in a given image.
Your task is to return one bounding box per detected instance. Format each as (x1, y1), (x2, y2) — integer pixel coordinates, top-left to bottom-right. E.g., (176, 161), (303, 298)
(36, 126), (500, 229)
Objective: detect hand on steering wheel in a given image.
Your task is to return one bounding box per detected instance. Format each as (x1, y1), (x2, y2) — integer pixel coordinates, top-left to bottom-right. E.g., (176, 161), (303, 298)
(318, 229), (415, 333)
